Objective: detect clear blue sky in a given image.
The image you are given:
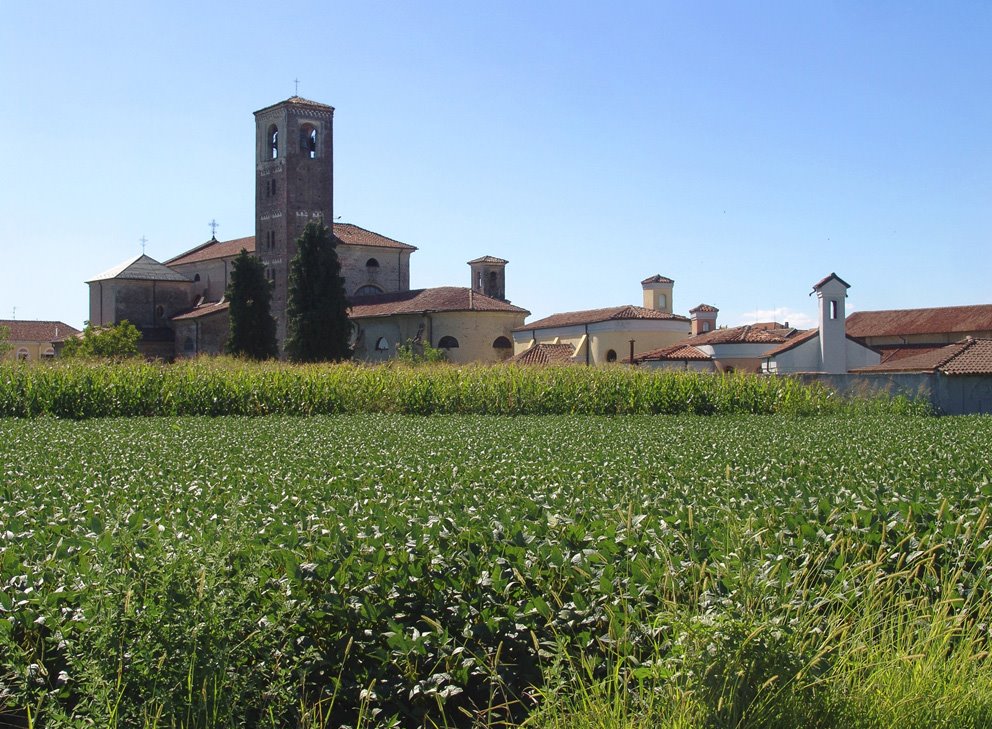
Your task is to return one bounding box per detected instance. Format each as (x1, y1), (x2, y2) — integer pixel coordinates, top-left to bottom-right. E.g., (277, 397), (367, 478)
(2, 2), (989, 331)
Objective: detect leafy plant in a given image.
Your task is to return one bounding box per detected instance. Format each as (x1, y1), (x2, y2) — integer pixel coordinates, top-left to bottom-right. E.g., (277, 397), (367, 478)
(60, 321), (141, 360)
(395, 338), (448, 365)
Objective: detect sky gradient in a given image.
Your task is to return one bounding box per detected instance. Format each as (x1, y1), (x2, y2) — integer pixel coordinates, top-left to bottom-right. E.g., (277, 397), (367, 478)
(2, 2), (989, 331)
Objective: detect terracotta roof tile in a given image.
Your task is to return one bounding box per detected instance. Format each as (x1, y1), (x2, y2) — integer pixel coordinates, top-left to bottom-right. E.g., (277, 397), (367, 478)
(509, 343), (576, 365)
(686, 323), (796, 346)
(333, 223), (417, 251)
(851, 338), (992, 375)
(631, 343), (711, 364)
(689, 304), (719, 314)
(812, 272), (851, 290)
(516, 305), (688, 332)
(349, 287), (528, 318)
(0, 320), (80, 342)
(467, 255), (508, 265)
(941, 339), (992, 375)
(760, 328), (819, 357)
(164, 224), (416, 268)
(876, 345), (948, 364)
(171, 300), (230, 321)
(166, 236), (255, 266)
(255, 96), (335, 115)
(846, 305), (992, 338)
(641, 274), (675, 285)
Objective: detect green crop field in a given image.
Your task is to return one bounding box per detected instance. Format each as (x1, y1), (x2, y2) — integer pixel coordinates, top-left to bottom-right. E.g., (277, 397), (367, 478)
(2, 414), (992, 728)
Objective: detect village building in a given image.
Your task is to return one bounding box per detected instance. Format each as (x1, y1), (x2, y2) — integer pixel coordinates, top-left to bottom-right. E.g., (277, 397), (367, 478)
(634, 322), (801, 373)
(845, 304), (992, 363)
(633, 274), (881, 375)
(511, 276), (691, 365)
(84, 96), (524, 362)
(0, 320), (80, 361)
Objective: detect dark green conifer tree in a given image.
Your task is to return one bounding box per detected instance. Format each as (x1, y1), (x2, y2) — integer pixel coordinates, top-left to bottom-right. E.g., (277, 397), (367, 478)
(225, 249), (278, 360)
(284, 222), (353, 362)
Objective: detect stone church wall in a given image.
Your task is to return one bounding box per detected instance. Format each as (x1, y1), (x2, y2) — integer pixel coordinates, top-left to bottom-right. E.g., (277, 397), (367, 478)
(174, 313), (229, 358)
(337, 245), (411, 296)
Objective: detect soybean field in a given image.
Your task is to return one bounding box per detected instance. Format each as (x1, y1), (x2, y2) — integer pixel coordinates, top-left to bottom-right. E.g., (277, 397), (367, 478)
(2, 414), (992, 728)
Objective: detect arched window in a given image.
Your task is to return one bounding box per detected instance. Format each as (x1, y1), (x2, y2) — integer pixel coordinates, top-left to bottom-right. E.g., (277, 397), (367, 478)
(155, 304), (165, 319)
(438, 336), (459, 349)
(354, 284), (383, 297)
(606, 349), (617, 363)
(193, 273), (201, 282)
(492, 336), (512, 360)
(268, 125), (279, 159)
(375, 336), (390, 351)
(488, 270), (499, 294)
(42, 348), (55, 359)
(16, 348), (29, 361)
(300, 124), (317, 158)
(658, 294), (667, 309)
(366, 258), (380, 280)
(702, 321), (711, 332)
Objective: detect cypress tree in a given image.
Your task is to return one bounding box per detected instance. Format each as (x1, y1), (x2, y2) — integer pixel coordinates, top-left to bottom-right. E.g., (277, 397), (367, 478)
(225, 249), (278, 359)
(284, 221), (353, 362)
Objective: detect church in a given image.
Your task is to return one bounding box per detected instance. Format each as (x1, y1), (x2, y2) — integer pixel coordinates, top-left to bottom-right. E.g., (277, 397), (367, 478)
(86, 96), (528, 363)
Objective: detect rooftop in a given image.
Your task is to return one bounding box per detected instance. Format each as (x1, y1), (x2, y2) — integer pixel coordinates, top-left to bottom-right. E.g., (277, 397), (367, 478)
(641, 274), (675, 285)
(509, 343), (576, 365)
(163, 223), (417, 267)
(846, 304), (992, 338)
(852, 337), (992, 376)
(87, 254), (192, 284)
(0, 320), (80, 342)
(171, 300), (230, 321)
(166, 236), (255, 266)
(516, 305), (689, 332)
(631, 343), (711, 364)
(349, 287), (529, 318)
(685, 323), (797, 346)
(254, 96), (335, 115)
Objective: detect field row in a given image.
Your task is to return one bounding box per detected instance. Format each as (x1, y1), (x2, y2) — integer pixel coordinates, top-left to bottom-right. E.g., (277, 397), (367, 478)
(0, 359), (924, 418)
(2, 414), (990, 727)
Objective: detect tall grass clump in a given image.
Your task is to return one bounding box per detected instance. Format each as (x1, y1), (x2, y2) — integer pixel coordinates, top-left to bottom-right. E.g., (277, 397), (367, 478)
(0, 358), (921, 419)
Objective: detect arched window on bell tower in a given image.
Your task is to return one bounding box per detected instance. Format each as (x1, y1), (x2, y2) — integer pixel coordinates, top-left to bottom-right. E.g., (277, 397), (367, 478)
(268, 125), (279, 159)
(300, 124), (318, 158)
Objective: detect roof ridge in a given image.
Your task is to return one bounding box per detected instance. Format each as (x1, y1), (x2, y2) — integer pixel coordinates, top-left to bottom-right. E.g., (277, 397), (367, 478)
(935, 338), (975, 370)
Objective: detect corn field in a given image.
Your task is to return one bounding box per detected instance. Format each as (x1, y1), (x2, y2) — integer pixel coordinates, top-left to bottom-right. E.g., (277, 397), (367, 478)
(0, 359), (923, 419)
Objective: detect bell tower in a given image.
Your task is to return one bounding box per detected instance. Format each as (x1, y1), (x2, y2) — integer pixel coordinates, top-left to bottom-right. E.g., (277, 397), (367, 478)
(812, 272), (851, 374)
(254, 96), (334, 345)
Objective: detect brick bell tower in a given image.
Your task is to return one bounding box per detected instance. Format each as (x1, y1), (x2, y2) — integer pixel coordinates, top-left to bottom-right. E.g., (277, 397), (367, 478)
(254, 96), (335, 346)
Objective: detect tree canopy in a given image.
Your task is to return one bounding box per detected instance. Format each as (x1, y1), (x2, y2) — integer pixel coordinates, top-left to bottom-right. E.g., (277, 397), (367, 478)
(284, 222), (352, 362)
(225, 249), (278, 360)
(61, 321), (142, 359)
